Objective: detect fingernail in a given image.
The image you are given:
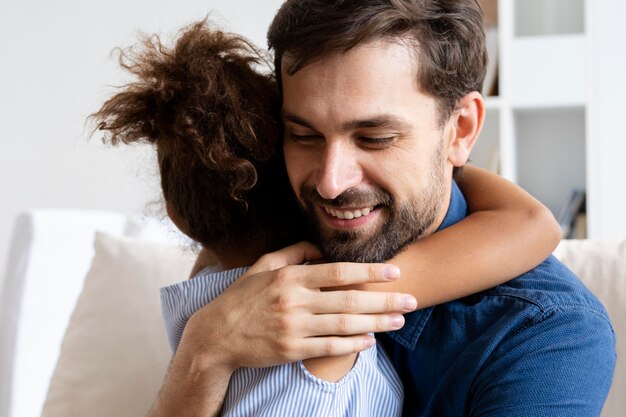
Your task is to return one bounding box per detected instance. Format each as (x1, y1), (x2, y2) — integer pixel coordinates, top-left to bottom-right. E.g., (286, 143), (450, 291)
(391, 315), (405, 328)
(364, 336), (376, 347)
(383, 265), (400, 280)
(403, 296), (417, 311)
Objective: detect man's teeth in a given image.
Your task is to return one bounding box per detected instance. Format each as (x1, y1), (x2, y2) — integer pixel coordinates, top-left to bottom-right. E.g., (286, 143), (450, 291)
(323, 206), (372, 219)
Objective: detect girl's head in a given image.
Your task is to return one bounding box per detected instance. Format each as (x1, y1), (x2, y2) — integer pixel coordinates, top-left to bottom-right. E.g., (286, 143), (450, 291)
(91, 20), (305, 258)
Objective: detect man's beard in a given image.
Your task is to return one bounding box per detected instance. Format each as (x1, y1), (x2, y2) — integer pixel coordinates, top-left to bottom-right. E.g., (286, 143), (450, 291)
(299, 146), (446, 263)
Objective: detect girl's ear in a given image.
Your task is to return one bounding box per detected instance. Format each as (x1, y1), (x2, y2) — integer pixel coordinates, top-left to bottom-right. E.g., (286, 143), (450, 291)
(446, 91), (485, 167)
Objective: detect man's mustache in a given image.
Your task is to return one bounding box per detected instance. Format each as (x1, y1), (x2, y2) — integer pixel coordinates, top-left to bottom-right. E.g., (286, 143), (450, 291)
(300, 185), (392, 208)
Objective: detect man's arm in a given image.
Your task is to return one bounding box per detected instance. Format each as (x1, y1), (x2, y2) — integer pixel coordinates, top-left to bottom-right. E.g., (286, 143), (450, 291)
(147, 347), (233, 417)
(471, 308), (615, 416)
(148, 242), (416, 417)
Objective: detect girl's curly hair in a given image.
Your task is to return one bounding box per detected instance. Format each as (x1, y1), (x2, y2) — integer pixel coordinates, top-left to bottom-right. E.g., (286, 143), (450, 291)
(91, 19), (305, 256)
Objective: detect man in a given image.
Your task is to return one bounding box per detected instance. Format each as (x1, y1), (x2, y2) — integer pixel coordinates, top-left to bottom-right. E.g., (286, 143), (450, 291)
(150, 1), (615, 416)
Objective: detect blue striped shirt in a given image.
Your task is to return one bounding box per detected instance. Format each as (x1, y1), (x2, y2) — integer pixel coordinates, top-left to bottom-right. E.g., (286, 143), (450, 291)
(160, 266), (403, 417)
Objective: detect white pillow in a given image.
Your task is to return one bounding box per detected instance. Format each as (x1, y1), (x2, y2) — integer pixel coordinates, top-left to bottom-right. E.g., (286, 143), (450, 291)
(41, 232), (196, 417)
(554, 239), (626, 417)
(1, 210), (129, 417)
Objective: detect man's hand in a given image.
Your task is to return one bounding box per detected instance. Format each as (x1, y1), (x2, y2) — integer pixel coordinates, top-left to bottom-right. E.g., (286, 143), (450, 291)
(148, 241), (416, 417)
(182, 241), (417, 372)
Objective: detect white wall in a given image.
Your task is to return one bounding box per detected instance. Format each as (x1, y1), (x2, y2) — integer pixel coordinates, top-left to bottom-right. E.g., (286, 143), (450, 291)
(0, 0), (284, 298)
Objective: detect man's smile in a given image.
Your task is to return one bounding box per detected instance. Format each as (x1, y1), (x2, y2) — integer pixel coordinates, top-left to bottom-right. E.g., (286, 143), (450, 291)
(317, 204), (381, 230)
(323, 205), (373, 219)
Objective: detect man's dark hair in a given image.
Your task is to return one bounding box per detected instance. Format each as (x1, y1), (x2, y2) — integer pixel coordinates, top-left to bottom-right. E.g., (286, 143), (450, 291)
(91, 20), (304, 258)
(268, 0), (487, 125)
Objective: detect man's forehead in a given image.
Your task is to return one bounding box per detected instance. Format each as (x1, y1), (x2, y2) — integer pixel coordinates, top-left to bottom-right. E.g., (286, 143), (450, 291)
(280, 36), (419, 78)
(281, 41), (420, 96)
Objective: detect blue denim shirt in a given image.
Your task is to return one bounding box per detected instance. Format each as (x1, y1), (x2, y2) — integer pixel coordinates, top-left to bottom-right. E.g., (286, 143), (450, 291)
(379, 182), (616, 417)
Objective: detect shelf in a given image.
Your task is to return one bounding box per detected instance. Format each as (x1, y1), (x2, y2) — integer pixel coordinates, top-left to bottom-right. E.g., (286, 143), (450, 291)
(510, 34), (586, 108)
(480, 0), (626, 239)
(514, 0), (585, 36)
(515, 108), (586, 217)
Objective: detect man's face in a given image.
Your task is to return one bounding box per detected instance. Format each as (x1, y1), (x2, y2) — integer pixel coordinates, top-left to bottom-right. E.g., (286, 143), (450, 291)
(281, 40), (456, 262)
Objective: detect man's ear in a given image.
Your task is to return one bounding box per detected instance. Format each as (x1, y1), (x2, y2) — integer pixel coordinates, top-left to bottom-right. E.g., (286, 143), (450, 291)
(446, 91), (485, 167)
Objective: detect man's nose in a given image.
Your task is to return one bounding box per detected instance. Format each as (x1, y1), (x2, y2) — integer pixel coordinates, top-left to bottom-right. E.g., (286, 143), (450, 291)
(315, 142), (363, 200)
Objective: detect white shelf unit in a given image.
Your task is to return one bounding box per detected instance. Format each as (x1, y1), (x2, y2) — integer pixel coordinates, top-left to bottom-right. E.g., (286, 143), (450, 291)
(473, 0), (626, 239)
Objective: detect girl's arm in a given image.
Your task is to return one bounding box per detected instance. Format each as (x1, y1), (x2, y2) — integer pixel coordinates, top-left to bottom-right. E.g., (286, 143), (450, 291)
(187, 165), (561, 382)
(358, 164), (561, 306)
(306, 165), (561, 381)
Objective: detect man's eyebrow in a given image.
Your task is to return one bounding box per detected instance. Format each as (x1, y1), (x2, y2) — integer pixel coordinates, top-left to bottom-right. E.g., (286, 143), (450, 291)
(281, 111), (317, 130)
(344, 115), (410, 130)
(282, 111), (410, 132)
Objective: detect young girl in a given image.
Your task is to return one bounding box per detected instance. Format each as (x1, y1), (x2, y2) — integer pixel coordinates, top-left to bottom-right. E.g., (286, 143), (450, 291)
(92, 20), (560, 417)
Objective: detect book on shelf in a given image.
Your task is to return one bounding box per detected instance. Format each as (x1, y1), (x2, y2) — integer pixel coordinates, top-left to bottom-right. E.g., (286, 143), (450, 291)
(572, 212), (587, 239)
(558, 189), (586, 239)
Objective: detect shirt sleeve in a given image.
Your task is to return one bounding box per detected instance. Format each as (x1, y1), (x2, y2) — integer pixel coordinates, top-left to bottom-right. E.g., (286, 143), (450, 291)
(469, 307), (616, 417)
(160, 266), (249, 352)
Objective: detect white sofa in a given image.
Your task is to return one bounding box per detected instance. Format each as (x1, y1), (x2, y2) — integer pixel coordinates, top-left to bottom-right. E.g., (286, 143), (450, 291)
(0, 210), (623, 417)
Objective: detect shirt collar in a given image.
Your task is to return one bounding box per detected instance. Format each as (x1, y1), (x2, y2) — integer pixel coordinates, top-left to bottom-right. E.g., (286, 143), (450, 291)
(384, 181), (468, 350)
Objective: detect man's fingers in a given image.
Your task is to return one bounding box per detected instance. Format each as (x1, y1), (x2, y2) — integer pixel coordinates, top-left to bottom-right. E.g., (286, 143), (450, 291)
(304, 313), (406, 336)
(294, 335), (378, 359)
(310, 290), (417, 314)
(295, 262), (401, 288)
